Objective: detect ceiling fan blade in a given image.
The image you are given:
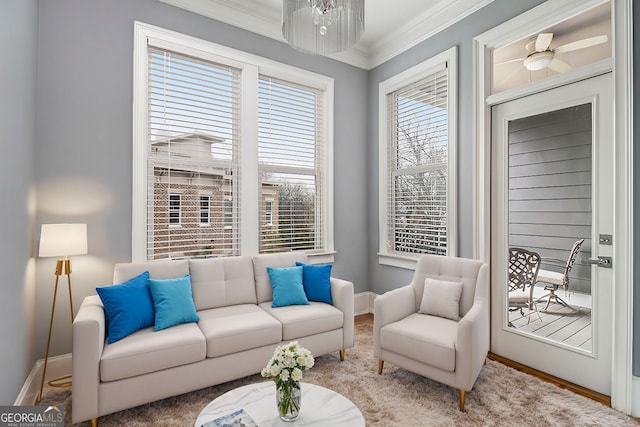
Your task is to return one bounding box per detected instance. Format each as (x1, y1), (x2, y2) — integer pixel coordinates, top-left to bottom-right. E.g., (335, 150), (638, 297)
(501, 65), (524, 85)
(496, 57), (525, 66)
(554, 35), (608, 53)
(535, 33), (554, 52)
(548, 58), (572, 73)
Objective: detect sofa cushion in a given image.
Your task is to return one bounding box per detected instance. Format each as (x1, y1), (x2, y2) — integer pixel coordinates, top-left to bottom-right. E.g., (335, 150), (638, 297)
(268, 266), (309, 308)
(380, 313), (457, 372)
(113, 260), (189, 284)
(100, 322), (206, 382)
(259, 301), (343, 341)
(296, 262), (333, 304)
(253, 253), (309, 304)
(189, 256), (256, 311)
(148, 275), (200, 331)
(198, 304), (282, 358)
(96, 271), (155, 344)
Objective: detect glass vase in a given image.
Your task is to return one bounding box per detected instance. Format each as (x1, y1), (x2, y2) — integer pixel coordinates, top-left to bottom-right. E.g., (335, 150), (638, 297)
(276, 380), (301, 421)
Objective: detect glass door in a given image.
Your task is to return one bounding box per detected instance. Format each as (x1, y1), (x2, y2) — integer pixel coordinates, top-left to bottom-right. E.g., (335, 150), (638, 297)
(490, 73), (613, 395)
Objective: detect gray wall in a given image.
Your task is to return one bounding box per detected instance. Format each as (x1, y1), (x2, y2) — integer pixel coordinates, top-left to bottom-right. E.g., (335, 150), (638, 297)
(0, 0), (38, 404)
(32, 0), (368, 362)
(367, 0), (547, 295)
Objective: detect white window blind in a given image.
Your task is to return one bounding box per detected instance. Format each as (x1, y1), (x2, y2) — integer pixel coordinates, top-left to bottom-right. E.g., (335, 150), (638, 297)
(258, 75), (324, 254)
(147, 46), (241, 260)
(387, 65), (449, 256)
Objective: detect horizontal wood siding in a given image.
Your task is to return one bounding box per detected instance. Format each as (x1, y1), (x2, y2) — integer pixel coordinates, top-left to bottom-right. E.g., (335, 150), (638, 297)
(508, 103), (592, 294)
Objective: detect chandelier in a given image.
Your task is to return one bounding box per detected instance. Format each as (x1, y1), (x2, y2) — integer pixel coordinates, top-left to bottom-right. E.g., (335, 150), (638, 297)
(282, 0), (365, 55)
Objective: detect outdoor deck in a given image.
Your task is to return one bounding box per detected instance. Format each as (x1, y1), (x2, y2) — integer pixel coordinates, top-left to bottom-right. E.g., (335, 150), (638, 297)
(508, 291), (592, 352)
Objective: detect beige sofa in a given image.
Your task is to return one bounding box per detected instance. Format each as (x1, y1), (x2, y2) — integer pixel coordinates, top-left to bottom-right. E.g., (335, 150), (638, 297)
(72, 252), (354, 425)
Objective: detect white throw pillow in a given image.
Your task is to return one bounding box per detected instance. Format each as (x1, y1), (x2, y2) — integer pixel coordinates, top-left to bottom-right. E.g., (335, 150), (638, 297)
(419, 278), (464, 321)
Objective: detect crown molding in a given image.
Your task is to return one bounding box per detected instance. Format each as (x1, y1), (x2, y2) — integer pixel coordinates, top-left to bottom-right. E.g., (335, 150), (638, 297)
(366, 0), (494, 68)
(159, 0), (283, 41)
(159, 0), (494, 70)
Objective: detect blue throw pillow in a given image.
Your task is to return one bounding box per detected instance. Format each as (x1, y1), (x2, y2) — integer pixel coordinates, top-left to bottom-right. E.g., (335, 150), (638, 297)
(96, 271), (154, 344)
(267, 266), (309, 308)
(296, 262), (333, 304)
(148, 275), (200, 331)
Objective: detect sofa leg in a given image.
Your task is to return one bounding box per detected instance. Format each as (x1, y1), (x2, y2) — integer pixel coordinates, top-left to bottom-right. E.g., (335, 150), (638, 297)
(377, 359), (384, 375)
(91, 418), (98, 427)
(458, 389), (466, 412)
(339, 349), (345, 361)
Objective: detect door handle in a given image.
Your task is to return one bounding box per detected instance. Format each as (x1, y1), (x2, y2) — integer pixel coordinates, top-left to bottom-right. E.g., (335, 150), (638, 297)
(581, 256), (612, 268)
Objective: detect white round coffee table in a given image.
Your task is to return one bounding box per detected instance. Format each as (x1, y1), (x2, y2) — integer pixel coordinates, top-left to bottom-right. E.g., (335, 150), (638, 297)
(194, 381), (365, 426)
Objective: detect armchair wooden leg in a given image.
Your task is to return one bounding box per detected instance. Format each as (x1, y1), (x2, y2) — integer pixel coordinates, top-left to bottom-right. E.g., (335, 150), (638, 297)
(458, 389), (466, 412)
(377, 359), (384, 375)
(91, 418), (98, 427)
(339, 349), (345, 361)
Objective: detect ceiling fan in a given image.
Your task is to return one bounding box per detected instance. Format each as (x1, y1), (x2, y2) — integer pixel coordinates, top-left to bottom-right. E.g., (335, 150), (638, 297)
(499, 32), (608, 74)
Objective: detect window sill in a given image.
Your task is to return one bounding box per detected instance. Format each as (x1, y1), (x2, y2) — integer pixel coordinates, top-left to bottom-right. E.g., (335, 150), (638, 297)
(378, 253), (419, 270)
(306, 251), (335, 264)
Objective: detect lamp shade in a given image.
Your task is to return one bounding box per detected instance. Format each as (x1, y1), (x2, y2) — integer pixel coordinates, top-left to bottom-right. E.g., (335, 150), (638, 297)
(39, 223), (88, 258)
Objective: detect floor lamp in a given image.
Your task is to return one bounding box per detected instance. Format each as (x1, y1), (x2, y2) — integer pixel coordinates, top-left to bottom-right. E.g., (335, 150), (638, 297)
(36, 223), (87, 404)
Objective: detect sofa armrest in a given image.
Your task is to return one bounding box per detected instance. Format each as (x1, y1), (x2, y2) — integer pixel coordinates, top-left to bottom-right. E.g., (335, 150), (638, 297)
(373, 286), (416, 357)
(72, 295), (106, 424)
(330, 277), (354, 349)
(455, 263), (490, 390)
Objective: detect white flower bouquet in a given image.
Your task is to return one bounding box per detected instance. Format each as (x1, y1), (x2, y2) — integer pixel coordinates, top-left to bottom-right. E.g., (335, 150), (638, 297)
(261, 341), (315, 420)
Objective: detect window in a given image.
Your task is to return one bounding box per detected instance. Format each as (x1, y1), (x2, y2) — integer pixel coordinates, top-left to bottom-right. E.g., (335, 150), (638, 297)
(265, 199), (273, 225)
(144, 45), (240, 259)
(258, 76), (325, 254)
(200, 195), (210, 225)
(379, 47), (457, 268)
(133, 23), (334, 261)
(224, 198), (232, 228)
(169, 193), (181, 226)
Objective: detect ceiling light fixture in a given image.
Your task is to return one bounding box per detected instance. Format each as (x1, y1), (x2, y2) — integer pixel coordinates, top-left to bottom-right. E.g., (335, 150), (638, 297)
(523, 51), (554, 71)
(282, 0), (365, 55)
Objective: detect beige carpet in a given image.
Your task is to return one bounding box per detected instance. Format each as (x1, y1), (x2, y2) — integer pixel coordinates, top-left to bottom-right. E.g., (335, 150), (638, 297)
(42, 318), (637, 426)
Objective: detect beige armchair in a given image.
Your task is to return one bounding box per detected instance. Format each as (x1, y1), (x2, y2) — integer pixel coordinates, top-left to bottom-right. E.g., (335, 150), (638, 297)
(373, 254), (489, 411)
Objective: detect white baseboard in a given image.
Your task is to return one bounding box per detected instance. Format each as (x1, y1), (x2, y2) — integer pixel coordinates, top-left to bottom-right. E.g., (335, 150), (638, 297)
(15, 353), (72, 406)
(631, 376), (640, 417)
(355, 291), (378, 315)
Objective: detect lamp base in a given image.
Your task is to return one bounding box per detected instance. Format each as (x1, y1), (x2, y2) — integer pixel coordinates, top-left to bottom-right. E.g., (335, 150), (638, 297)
(36, 262), (75, 405)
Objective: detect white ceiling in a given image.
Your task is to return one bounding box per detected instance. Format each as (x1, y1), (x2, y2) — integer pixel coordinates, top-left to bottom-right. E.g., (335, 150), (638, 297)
(159, 0), (494, 69)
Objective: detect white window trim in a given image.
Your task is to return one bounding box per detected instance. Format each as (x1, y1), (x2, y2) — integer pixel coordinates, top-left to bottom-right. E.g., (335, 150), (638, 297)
(132, 22), (334, 262)
(378, 46), (458, 269)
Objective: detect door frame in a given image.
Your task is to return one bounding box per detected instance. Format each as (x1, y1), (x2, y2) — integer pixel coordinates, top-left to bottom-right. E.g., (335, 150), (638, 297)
(472, 0), (633, 413)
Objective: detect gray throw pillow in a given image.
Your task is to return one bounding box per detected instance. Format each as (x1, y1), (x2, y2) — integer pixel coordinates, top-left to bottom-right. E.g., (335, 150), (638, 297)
(419, 278), (464, 321)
